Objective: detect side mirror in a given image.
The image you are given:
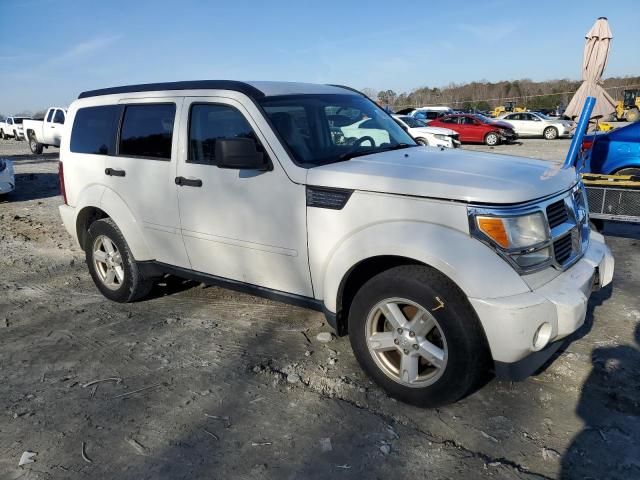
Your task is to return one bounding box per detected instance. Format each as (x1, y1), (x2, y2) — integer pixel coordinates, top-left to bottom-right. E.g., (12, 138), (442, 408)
(215, 138), (270, 171)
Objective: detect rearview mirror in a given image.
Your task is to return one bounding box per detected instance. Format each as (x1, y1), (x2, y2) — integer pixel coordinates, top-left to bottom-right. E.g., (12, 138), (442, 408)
(215, 138), (270, 171)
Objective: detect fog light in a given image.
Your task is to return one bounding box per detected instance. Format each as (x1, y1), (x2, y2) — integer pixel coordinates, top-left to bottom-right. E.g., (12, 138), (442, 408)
(532, 323), (552, 351)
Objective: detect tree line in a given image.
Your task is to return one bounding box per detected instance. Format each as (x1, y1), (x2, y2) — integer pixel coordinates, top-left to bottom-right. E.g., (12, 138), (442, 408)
(363, 75), (640, 111)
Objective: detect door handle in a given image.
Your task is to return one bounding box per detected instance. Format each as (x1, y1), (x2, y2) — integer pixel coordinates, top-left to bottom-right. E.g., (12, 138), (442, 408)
(175, 176), (202, 187)
(105, 168), (126, 177)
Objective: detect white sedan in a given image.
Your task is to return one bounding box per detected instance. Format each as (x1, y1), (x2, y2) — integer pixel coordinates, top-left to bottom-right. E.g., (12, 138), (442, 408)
(0, 158), (15, 195)
(498, 111), (574, 140)
(392, 115), (460, 148)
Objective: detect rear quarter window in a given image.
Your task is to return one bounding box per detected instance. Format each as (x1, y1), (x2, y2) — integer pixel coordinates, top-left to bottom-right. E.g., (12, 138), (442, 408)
(70, 105), (121, 155)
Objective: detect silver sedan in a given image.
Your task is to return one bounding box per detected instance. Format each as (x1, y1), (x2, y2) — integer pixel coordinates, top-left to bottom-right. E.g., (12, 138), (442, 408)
(499, 112), (574, 140)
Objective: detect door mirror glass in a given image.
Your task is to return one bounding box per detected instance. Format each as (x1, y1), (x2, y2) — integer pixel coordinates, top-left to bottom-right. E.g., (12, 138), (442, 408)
(216, 138), (270, 170)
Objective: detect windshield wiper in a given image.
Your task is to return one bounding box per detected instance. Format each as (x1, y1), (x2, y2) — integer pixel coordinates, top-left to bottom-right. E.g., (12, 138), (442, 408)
(336, 143), (416, 163)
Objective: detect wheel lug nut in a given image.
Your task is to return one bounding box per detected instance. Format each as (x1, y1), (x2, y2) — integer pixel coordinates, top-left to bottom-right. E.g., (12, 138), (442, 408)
(412, 344), (419, 350)
(403, 349), (409, 355)
(397, 328), (403, 334)
(409, 331), (415, 337)
(394, 339), (399, 345)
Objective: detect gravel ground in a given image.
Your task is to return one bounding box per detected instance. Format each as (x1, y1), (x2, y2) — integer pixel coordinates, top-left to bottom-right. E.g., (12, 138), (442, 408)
(1, 138), (639, 480)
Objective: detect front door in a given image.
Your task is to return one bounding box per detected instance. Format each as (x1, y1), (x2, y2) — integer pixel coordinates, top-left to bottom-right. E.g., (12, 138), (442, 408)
(104, 98), (190, 268)
(175, 97), (313, 297)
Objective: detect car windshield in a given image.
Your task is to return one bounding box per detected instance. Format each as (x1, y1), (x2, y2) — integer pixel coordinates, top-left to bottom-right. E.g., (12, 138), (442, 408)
(399, 116), (425, 128)
(473, 114), (494, 123)
(258, 94), (416, 167)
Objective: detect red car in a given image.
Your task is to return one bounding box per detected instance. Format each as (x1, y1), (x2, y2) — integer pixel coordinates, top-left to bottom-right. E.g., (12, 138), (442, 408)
(429, 114), (517, 146)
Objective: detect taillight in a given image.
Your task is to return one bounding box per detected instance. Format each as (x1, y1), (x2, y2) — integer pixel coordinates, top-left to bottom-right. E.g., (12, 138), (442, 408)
(58, 161), (68, 205)
(581, 138), (594, 151)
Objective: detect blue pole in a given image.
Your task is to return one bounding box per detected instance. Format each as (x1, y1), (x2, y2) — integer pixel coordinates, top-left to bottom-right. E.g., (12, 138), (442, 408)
(563, 96), (596, 169)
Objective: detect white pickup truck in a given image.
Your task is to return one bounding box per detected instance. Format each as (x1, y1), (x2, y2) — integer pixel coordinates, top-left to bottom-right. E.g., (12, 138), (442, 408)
(23, 107), (67, 153)
(0, 115), (31, 140)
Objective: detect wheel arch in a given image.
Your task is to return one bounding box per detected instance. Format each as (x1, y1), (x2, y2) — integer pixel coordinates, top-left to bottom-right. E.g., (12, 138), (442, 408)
(320, 221), (530, 335)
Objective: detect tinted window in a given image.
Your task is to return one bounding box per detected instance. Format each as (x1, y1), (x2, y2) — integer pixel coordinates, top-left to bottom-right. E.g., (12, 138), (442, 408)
(46, 110), (54, 122)
(119, 104), (175, 160)
(188, 104), (261, 165)
(53, 109), (65, 124)
(70, 105), (121, 155)
(440, 116), (456, 124)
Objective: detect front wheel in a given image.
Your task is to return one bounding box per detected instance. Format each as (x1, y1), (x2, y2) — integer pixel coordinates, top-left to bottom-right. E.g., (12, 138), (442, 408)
(543, 126), (558, 140)
(627, 108), (640, 123)
(348, 265), (490, 407)
(85, 218), (153, 303)
(29, 134), (43, 154)
(615, 167), (640, 178)
(416, 137), (429, 146)
(484, 132), (500, 146)
(0, 129), (6, 140)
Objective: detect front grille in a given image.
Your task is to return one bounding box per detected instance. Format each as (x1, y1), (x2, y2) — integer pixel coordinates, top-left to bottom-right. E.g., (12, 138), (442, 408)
(553, 235), (572, 265)
(546, 200), (568, 228)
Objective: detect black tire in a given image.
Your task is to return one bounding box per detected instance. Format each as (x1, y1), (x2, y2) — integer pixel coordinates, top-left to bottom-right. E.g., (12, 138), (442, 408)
(28, 134), (43, 154)
(13, 130), (21, 141)
(589, 219), (605, 232)
(0, 129), (6, 140)
(543, 126), (558, 140)
(627, 108), (640, 123)
(416, 137), (429, 146)
(348, 265), (491, 407)
(85, 218), (153, 303)
(614, 167), (640, 179)
(484, 132), (500, 146)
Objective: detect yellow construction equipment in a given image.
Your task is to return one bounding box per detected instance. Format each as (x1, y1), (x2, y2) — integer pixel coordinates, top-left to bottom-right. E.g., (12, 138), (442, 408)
(491, 100), (527, 118)
(615, 89), (640, 122)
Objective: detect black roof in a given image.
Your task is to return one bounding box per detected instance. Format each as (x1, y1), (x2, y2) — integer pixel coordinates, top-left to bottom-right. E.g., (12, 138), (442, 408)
(78, 80), (266, 100)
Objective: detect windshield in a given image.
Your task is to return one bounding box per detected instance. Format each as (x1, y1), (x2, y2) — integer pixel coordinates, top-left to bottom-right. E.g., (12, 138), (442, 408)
(399, 116), (426, 128)
(473, 114), (494, 123)
(259, 94), (416, 167)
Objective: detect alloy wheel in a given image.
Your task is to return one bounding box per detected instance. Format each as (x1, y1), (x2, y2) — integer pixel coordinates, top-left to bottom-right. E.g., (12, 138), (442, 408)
(92, 235), (125, 290)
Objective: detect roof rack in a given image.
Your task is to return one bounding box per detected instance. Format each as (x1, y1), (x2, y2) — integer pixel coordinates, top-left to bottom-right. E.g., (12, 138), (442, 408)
(78, 80), (265, 100)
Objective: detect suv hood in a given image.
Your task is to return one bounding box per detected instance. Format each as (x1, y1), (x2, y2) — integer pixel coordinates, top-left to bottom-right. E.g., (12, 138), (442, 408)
(306, 147), (577, 204)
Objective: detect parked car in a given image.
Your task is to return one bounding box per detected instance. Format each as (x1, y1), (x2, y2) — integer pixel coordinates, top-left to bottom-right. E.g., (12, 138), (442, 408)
(0, 116), (31, 140)
(499, 111), (574, 140)
(429, 114), (518, 145)
(392, 115), (460, 148)
(411, 106), (453, 124)
(23, 107), (67, 153)
(59, 80), (613, 407)
(0, 158), (15, 195)
(581, 121), (640, 176)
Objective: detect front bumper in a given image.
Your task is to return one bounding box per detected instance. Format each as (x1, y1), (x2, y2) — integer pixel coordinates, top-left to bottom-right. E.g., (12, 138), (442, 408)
(0, 180), (15, 194)
(469, 231), (613, 380)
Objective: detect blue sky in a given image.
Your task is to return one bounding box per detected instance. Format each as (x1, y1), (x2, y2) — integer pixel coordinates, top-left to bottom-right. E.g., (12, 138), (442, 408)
(1, 0), (638, 113)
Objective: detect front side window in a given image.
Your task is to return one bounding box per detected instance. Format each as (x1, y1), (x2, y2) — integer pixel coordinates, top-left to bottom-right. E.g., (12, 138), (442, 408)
(46, 110), (55, 122)
(53, 109), (65, 124)
(188, 104), (264, 165)
(119, 104), (175, 160)
(70, 105), (121, 155)
(259, 94), (415, 167)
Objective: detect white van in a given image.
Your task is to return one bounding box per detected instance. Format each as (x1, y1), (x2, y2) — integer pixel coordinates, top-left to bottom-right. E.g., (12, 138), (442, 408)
(58, 81), (613, 406)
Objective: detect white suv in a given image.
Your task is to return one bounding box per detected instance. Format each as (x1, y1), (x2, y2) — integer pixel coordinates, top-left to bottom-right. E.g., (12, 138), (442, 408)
(58, 81), (614, 406)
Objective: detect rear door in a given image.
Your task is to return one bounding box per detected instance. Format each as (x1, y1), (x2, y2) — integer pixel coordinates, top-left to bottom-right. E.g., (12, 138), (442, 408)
(104, 98), (190, 268)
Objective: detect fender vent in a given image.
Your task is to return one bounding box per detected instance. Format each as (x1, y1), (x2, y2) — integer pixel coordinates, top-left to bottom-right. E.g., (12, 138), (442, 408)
(306, 186), (353, 210)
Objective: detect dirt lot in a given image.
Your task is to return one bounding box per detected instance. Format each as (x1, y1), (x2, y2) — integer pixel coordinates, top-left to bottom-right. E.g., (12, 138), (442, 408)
(1, 138), (639, 480)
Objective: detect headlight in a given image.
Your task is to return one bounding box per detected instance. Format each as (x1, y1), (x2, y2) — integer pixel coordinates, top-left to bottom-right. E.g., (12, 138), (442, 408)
(471, 211), (551, 271)
(476, 212), (548, 249)
(434, 134), (450, 140)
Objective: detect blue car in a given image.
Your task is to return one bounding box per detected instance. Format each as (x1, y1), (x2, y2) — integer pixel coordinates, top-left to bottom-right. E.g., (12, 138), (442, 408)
(582, 121), (640, 176)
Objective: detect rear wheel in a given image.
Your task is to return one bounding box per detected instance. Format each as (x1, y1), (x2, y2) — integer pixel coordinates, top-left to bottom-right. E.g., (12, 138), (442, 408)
(484, 132), (500, 146)
(615, 167), (640, 178)
(627, 108), (640, 123)
(0, 129), (5, 140)
(13, 130), (20, 141)
(416, 137), (429, 146)
(348, 265), (490, 407)
(543, 126), (558, 140)
(29, 134), (43, 154)
(86, 218), (153, 303)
